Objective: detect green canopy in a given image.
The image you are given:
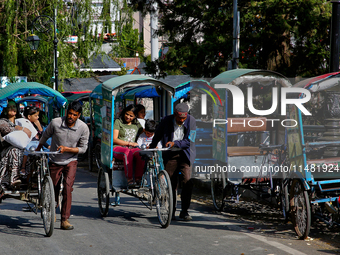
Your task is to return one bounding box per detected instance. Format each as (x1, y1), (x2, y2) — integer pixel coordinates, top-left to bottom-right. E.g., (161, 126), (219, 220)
(0, 82), (67, 112)
(102, 75), (175, 96)
(210, 69), (292, 87)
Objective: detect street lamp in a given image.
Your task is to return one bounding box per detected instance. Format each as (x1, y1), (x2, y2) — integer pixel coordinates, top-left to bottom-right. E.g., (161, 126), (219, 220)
(26, 15), (59, 91)
(26, 34), (40, 54)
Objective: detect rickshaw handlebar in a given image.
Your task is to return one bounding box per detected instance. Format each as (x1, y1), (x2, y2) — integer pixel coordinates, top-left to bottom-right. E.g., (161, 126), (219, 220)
(139, 147), (173, 152)
(24, 150), (61, 155)
(259, 144), (284, 151)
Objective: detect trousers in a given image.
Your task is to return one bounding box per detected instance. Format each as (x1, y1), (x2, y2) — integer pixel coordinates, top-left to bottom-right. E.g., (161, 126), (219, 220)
(164, 151), (193, 213)
(112, 146), (145, 180)
(49, 161), (78, 222)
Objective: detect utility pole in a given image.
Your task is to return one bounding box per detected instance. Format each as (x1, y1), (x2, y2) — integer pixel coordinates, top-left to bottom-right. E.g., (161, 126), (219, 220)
(150, 2), (158, 62)
(330, 1), (340, 72)
(232, 0), (240, 69)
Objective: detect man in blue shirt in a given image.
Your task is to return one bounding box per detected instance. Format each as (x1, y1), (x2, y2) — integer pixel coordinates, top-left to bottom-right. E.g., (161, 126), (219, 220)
(150, 103), (196, 220)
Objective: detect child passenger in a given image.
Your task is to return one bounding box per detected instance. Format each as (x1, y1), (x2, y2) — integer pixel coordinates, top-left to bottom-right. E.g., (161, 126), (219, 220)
(137, 119), (162, 148)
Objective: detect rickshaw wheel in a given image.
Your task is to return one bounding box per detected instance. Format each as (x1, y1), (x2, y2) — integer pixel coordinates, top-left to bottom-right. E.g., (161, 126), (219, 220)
(155, 170), (173, 228)
(41, 176), (56, 237)
(211, 172), (226, 211)
(94, 143), (102, 171)
(97, 167), (110, 217)
(280, 179), (289, 222)
(289, 179), (311, 239)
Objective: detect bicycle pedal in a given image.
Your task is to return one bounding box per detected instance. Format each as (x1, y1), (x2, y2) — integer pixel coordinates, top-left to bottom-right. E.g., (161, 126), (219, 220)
(325, 202), (337, 214)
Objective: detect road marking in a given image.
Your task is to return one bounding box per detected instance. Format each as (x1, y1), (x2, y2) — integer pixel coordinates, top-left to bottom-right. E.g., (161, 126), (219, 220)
(244, 233), (307, 255)
(191, 211), (307, 255)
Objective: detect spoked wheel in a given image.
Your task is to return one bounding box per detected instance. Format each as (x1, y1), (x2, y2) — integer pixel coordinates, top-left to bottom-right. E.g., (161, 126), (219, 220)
(280, 178), (289, 222)
(290, 179), (311, 239)
(211, 171), (226, 211)
(155, 170), (173, 228)
(89, 142), (101, 172)
(97, 167), (110, 217)
(41, 176), (56, 237)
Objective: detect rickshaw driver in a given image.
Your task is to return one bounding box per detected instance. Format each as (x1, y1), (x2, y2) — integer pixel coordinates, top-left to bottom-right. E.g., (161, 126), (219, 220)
(149, 103), (196, 221)
(36, 101), (89, 230)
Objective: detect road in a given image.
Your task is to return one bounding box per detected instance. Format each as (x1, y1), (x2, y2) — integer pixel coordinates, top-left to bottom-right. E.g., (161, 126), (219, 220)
(0, 167), (338, 255)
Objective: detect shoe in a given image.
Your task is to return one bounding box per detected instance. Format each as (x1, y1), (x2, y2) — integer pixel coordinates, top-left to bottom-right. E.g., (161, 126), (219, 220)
(10, 179), (21, 190)
(179, 211), (192, 221)
(61, 220), (74, 230)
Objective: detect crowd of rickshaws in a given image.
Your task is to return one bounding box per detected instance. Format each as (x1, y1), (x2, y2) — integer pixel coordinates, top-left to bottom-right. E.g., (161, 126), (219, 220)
(1, 70), (340, 238)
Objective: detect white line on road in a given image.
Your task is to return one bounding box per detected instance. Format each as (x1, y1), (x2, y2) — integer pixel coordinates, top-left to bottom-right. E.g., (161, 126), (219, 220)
(191, 211), (307, 255)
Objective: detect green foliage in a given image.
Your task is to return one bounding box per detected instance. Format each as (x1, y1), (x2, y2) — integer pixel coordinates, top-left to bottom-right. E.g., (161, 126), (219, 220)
(111, 0), (144, 58)
(0, 0), (144, 90)
(0, 0), (102, 89)
(130, 0), (332, 78)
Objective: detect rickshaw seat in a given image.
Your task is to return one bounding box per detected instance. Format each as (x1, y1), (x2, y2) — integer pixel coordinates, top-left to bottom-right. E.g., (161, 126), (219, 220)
(227, 146), (262, 156)
(306, 157), (340, 181)
(307, 157), (340, 165)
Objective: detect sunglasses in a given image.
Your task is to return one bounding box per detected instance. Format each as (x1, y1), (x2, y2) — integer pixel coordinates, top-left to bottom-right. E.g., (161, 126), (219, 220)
(7, 105), (17, 110)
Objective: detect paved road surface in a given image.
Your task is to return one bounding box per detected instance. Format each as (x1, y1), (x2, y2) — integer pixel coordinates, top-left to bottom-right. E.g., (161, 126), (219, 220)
(0, 167), (338, 255)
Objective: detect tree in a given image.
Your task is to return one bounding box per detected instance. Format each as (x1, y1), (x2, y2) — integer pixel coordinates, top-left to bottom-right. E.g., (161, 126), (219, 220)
(129, 0), (332, 78)
(111, 0), (144, 58)
(239, 0), (331, 77)
(0, 0), (143, 90)
(0, 0), (104, 89)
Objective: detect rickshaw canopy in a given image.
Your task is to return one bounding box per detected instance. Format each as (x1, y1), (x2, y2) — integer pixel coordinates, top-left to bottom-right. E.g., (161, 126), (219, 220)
(120, 85), (160, 99)
(210, 69), (292, 88)
(16, 95), (49, 105)
(293, 72), (340, 92)
(63, 92), (91, 103)
(172, 80), (211, 101)
(90, 84), (103, 100)
(102, 75), (175, 96)
(0, 82), (67, 113)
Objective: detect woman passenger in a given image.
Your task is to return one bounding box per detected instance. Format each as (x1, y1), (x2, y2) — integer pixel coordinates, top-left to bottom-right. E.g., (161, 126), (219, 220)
(0, 100), (31, 191)
(112, 105), (144, 185)
(20, 106), (44, 175)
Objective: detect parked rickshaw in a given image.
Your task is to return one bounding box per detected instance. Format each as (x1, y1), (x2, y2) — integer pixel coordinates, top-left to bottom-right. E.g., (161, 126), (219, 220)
(0, 82), (67, 237)
(289, 72), (340, 239)
(209, 69), (292, 221)
(93, 75), (181, 228)
(88, 84), (103, 172)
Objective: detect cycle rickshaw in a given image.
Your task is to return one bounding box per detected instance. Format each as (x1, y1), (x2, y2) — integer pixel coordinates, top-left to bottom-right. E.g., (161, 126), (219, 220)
(208, 69), (293, 221)
(288, 71), (340, 239)
(91, 75), (185, 228)
(0, 82), (67, 237)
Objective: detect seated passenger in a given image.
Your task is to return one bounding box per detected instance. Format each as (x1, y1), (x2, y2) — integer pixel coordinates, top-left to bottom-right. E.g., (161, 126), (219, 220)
(135, 104), (146, 128)
(137, 119), (162, 148)
(112, 105), (144, 185)
(20, 106), (46, 175)
(0, 100), (32, 191)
